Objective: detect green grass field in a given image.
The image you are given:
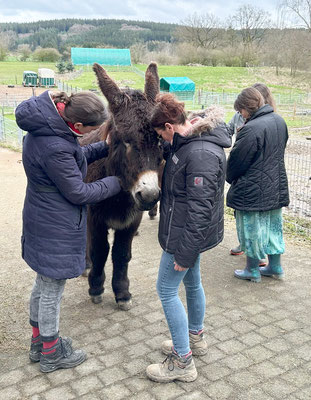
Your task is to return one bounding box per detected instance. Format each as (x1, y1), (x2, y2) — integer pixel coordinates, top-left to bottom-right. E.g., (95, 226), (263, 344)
(1, 61), (310, 132)
(1, 61), (309, 95)
(60, 64), (310, 97)
(0, 61), (57, 85)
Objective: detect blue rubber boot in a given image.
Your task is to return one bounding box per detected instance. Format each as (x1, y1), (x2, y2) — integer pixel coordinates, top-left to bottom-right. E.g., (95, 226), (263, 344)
(234, 256), (261, 283)
(259, 254), (284, 279)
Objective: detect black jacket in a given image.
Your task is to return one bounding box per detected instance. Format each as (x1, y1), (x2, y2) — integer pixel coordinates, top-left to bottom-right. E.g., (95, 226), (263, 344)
(226, 104), (289, 211)
(158, 107), (232, 268)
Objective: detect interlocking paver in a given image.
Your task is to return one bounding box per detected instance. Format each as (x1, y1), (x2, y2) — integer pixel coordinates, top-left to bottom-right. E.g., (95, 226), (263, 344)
(43, 385), (76, 400)
(204, 379), (235, 399)
(99, 383), (132, 400)
(150, 382), (186, 399)
(1, 147), (311, 400)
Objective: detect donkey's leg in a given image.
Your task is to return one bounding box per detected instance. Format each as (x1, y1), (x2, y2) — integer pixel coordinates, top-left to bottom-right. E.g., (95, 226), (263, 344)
(82, 223), (93, 277)
(148, 204), (158, 220)
(111, 214), (142, 310)
(88, 219), (110, 304)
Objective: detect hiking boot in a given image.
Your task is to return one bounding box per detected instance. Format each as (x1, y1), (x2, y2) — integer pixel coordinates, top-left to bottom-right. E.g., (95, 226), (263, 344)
(162, 332), (208, 356)
(230, 244), (244, 255)
(29, 336), (72, 363)
(146, 352), (197, 383)
(40, 337), (86, 373)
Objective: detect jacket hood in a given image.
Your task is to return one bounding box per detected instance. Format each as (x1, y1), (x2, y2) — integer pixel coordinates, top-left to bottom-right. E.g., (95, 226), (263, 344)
(173, 105), (232, 150)
(15, 90), (76, 143)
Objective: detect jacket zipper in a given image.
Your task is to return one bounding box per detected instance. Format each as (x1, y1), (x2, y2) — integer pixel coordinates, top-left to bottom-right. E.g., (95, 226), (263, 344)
(165, 170), (176, 250)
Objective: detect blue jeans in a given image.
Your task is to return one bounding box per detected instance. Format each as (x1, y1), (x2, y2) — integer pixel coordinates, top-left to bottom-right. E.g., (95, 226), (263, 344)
(29, 274), (66, 341)
(156, 251), (206, 356)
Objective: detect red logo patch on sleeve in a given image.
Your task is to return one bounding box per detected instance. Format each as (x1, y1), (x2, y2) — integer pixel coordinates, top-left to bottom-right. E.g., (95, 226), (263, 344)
(194, 177), (203, 186)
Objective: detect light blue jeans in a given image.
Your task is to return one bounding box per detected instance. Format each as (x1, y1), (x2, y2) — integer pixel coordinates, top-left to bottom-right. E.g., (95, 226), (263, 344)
(156, 251), (206, 356)
(29, 274), (66, 341)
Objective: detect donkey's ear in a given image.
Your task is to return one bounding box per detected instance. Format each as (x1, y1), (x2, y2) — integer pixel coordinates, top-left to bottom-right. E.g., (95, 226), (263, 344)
(144, 62), (159, 104)
(93, 63), (121, 105)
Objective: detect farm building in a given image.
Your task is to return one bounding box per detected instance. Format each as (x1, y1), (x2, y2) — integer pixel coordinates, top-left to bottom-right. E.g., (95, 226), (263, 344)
(71, 48), (131, 66)
(160, 77), (195, 100)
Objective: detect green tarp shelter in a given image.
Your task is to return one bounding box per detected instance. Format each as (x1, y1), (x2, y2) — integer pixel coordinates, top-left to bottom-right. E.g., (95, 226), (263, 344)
(71, 48), (131, 66)
(160, 77), (195, 92)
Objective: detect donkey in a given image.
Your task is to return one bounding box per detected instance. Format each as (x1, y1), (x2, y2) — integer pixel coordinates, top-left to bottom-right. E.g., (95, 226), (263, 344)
(80, 62), (163, 310)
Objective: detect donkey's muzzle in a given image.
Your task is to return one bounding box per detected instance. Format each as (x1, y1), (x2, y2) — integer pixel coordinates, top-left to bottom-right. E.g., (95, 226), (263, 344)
(135, 190), (161, 211)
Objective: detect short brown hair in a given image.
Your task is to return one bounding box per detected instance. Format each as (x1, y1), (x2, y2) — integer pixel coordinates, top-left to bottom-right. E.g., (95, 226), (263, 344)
(150, 93), (187, 129)
(52, 91), (107, 126)
(252, 83), (277, 112)
(234, 87), (265, 117)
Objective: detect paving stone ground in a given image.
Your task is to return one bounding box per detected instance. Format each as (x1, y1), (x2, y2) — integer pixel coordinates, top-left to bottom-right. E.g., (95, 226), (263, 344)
(0, 147), (311, 400)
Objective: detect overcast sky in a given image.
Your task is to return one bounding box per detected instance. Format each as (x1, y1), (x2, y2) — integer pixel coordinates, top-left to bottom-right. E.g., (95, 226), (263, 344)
(0, 0), (282, 24)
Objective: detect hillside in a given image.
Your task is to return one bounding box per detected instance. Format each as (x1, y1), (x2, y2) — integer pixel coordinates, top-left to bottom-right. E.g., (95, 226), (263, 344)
(0, 19), (177, 51)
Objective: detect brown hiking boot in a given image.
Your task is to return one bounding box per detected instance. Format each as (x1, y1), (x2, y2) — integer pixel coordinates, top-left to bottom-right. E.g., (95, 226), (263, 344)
(146, 352), (197, 383)
(161, 331), (208, 356)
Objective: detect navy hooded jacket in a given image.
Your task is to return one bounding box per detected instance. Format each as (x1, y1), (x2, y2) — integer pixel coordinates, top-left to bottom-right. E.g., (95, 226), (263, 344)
(16, 90), (121, 279)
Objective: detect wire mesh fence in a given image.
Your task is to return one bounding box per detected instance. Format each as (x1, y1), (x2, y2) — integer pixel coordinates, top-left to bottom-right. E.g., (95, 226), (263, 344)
(0, 115), (23, 149)
(0, 112), (310, 237)
(284, 139), (311, 236)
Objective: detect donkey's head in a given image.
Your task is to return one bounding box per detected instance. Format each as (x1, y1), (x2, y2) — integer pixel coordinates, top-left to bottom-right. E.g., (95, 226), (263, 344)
(93, 62), (163, 211)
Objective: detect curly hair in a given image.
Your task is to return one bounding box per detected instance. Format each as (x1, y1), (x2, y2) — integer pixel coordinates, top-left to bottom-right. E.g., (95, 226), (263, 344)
(150, 93), (187, 129)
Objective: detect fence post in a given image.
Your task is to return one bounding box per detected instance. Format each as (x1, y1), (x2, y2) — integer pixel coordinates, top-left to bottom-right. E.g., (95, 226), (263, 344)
(0, 114), (4, 141)
(18, 128), (23, 147)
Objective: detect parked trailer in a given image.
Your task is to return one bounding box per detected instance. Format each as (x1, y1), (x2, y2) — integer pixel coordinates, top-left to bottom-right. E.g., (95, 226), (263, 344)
(38, 68), (55, 87)
(22, 71), (38, 87)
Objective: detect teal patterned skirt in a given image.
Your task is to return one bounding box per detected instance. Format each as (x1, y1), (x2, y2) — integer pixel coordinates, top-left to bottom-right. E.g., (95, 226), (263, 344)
(235, 209), (285, 260)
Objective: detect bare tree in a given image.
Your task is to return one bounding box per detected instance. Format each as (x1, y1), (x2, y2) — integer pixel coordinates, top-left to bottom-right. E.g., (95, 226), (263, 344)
(262, 29), (287, 75)
(280, 0), (311, 30)
(175, 12), (223, 49)
(282, 29), (311, 75)
(231, 4), (271, 65)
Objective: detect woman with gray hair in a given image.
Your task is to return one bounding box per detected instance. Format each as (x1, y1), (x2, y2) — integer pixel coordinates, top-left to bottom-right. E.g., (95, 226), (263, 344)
(226, 87), (289, 282)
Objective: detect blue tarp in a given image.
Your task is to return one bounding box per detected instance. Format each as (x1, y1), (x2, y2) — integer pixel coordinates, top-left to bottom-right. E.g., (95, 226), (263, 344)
(71, 48), (131, 66)
(160, 77), (195, 92)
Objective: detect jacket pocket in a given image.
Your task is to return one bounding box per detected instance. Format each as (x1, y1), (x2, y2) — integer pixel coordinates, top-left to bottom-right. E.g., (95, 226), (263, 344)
(74, 206), (86, 229)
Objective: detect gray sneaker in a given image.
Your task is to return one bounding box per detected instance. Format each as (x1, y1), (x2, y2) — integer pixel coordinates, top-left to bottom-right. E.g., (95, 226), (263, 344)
(161, 332), (208, 356)
(146, 352), (197, 383)
(40, 337), (86, 373)
(29, 336), (72, 363)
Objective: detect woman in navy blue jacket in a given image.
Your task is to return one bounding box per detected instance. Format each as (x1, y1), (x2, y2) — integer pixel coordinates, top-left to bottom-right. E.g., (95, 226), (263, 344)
(16, 90), (121, 373)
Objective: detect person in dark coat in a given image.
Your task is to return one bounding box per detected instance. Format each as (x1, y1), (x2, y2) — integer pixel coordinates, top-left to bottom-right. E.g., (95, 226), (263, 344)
(228, 83), (277, 263)
(226, 87), (289, 283)
(146, 93), (231, 383)
(16, 90), (121, 373)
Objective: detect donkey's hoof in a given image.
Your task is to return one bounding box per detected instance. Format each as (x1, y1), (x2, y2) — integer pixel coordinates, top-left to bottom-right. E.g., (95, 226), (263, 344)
(118, 299), (132, 311)
(91, 295), (103, 304)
